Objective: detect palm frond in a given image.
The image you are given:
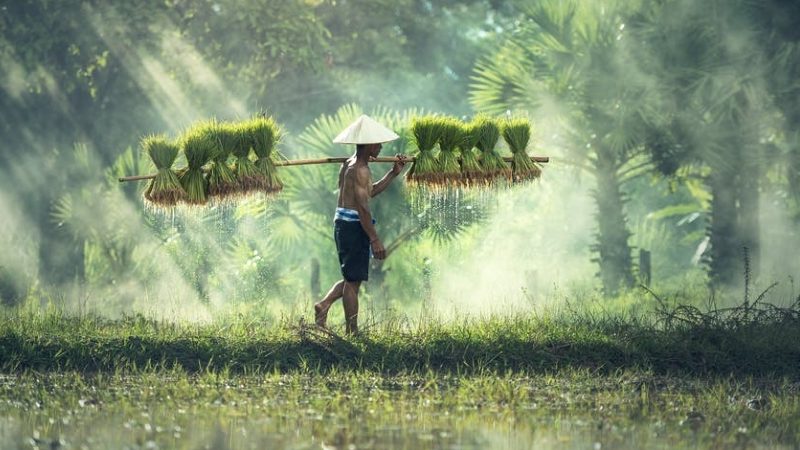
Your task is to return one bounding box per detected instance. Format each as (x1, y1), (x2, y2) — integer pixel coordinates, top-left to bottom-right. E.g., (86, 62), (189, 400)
(296, 103), (363, 157)
(520, 0), (577, 52)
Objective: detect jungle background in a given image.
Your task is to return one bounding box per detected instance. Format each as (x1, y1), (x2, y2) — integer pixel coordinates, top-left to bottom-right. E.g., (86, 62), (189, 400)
(2, 0), (799, 323)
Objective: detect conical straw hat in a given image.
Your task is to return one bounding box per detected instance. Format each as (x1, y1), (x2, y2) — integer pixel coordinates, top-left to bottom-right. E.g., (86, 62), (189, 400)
(332, 115), (399, 144)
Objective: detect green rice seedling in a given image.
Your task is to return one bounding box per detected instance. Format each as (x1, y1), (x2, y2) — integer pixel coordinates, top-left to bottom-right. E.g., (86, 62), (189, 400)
(179, 122), (216, 205)
(205, 121), (239, 201)
(406, 116), (443, 186)
(231, 122), (265, 195)
(435, 117), (463, 186)
(473, 115), (510, 185)
(248, 116), (284, 195)
(458, 122), (484, 187)
(142, 134), (186, 206)
(502, 117), (541, 183)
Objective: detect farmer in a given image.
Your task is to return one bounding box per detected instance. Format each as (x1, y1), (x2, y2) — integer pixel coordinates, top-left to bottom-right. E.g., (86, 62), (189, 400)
(314, 115), (406, 334)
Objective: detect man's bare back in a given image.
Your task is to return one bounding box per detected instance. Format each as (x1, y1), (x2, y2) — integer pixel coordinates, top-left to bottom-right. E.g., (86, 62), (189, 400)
(338, 158), (372, 210)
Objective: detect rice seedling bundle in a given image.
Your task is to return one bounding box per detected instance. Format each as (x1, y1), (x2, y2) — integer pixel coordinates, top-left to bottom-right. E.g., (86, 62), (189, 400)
(458, 122), (484, 187)
(435, 117), (463, 186)
(206, 121), (239, 201)
(406, 116), (443, 185)
(502, 117), (541, 183)
(142, 134), (186, 206)
(179, 122), (216, 205)
(231, 122), (265, 194)
(125, 115), (550, 206)
(474, 115), (510, 183)
(248, 116), (284, 194)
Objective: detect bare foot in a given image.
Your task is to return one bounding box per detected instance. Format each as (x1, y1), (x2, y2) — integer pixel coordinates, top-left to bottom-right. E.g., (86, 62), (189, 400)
(314, 302), (329, 327)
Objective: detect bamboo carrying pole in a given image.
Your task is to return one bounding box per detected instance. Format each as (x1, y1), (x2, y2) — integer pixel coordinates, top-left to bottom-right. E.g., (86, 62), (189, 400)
(118, 155), (550, 182)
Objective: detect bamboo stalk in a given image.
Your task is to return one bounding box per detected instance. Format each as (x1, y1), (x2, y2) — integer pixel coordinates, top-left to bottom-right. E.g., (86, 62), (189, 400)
(118, 155), (550, 182)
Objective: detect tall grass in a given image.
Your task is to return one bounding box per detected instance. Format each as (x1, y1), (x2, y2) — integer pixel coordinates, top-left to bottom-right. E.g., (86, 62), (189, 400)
(1, 293), (798, 375)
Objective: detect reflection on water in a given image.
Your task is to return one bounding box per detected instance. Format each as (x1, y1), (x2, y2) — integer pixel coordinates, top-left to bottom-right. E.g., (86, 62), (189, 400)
(0, 373), (795, 450)
(0, 414), (667, 450)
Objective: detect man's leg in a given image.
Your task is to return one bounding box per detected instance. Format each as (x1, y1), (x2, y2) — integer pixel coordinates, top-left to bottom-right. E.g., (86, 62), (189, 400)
(342, 280), (361, 335)
(314, 280), (345, 327)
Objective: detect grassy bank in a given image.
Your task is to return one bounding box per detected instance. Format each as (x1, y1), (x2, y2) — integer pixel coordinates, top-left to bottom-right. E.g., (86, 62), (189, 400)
(2, 298), (799, 375)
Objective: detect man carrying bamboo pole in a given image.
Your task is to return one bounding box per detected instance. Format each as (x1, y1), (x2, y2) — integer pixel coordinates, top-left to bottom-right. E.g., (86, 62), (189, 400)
(314, 115), (406, 334)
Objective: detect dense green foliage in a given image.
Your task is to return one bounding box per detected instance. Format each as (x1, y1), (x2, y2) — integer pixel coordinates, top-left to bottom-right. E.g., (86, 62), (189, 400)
(0, 0), (799, 308)
(0, 0), (501, 303)
(469, 0), (800, 294)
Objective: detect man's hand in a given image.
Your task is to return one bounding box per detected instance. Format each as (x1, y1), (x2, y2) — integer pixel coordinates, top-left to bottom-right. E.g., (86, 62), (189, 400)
(371, 238), (387, 260)
(391, 154), (407, 176)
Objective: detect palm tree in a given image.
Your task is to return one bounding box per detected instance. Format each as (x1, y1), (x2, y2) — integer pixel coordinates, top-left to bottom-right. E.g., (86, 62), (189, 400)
(470, 0), (651, 294)
(631, 0), (775, 286)
(49, 145), (157, 308)
(746, 0), (800, 224)
(51, 143), (281, 309)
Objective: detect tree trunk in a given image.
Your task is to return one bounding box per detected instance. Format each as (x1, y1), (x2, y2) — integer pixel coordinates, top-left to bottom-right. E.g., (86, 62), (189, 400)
(738, 153), (760, 282)
(786, 131), (800, 222)
(708, 129), (762, 288)
(708, 168), (742, 286)
(592, 152), (635, 295)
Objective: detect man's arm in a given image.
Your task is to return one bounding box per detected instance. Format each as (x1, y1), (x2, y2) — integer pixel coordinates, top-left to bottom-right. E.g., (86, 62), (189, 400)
(371, 154), (406, 197)
(354, 166), (386, 259)
(370, 170), (397, 197)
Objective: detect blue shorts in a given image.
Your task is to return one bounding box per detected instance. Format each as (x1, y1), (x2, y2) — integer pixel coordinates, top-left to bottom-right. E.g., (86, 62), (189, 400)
(334, 219), (370, 282)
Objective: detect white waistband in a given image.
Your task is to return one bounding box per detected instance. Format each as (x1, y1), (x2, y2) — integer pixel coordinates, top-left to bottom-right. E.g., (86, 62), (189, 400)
(334, 207), (360, 222)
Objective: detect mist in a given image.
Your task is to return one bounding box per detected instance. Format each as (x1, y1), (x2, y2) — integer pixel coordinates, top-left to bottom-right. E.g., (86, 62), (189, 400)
(428, 165), (596, 317)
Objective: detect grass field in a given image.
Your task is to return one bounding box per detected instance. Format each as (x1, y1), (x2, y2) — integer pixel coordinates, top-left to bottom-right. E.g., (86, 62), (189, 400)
(2, 299), (799, 375)
(1, 296), (799, 449)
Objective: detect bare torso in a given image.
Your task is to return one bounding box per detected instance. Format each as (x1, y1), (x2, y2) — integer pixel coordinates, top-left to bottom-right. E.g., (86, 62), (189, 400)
(337, 157), (372, 209)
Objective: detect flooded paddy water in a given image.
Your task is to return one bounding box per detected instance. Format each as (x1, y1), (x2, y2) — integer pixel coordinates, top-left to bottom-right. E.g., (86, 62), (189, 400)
(1, 371), (797, 450)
